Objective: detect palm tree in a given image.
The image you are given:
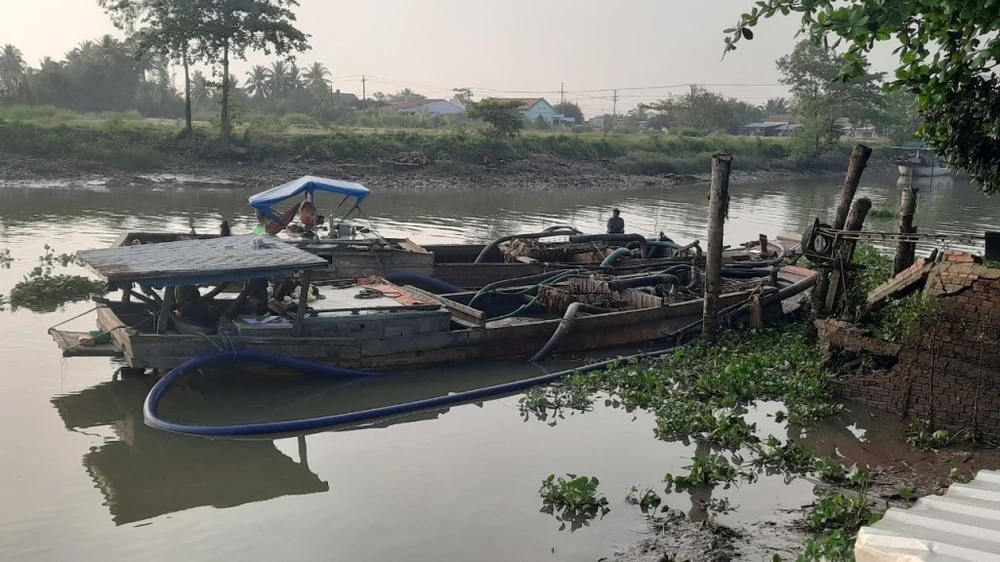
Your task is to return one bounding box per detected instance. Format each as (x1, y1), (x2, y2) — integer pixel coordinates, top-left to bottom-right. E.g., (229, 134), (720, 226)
(762, 97), (789, 116)
(390, 88), (424, 102)
(266, 60), (291, 96)
(0, 44), (27, 102)
(191, 70), (213, 110)
(245, 64), (271, 99)
(303, 62), (331, 90)
(287, 62), (302, 90)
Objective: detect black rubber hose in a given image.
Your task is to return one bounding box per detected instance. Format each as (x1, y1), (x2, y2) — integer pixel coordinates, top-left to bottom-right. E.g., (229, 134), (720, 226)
(728, 273), (819, 323)
(476, 268), (585, 294)
(473, 226), (582, 263)
(530, 302), (610, 362)
(719, 267), (778, 279)
(383, 272), (464, 294)
(608, 274), (680, 292)
(569, 234), (649, 259)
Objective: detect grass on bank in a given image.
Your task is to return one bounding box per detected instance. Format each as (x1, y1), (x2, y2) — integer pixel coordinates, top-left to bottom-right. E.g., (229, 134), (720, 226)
(0, 109), (863, 175)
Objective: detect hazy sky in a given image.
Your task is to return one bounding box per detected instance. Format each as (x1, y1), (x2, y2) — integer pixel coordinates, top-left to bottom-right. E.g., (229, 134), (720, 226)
(1, 0), (900, 115)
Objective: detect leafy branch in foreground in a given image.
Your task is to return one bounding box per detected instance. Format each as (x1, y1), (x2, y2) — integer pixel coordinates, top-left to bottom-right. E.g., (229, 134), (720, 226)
(724, 0), (1000, 195)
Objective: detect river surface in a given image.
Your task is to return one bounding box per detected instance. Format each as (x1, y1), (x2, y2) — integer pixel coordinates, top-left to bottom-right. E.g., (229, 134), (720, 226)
(0, 172), (996, 561)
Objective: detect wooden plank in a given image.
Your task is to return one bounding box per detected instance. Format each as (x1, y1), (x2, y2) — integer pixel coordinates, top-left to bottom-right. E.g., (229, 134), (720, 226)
(402, 285), (486, 327)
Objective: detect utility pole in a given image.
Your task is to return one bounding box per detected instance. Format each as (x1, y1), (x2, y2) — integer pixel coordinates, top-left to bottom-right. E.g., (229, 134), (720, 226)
(612, 89), (618, 116)
(361, 75), (367, 100)
(560, 82), (564, 106)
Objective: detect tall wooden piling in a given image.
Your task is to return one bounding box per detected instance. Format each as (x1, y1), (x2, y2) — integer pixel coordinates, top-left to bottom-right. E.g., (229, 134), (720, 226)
(702, 153), (733, 343)
(824, 197), (872, 314)
(893, 186), (919, 275)
(833, 145), (874, 230)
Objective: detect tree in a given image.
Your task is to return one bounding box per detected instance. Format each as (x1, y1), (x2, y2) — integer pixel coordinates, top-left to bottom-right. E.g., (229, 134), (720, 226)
(878, 90), (922, 145)
(467, 98), (524, 138)
(191, 69), (212, 110)
(554, 101), (584, 125)
(97, 0), (202, 133)
(649, 86), (734, 132)
(762, 97), (788, 116)
(0, 44), (27, 102)
(244, 64), (270, 100)
(726, 0), (1000, 194)
(388, 88), (424, 103)
(303, 62), (330, 90)
(452, 87), (473, 104)
(192, 0), (309, 140)
(776, 41), (884, 156)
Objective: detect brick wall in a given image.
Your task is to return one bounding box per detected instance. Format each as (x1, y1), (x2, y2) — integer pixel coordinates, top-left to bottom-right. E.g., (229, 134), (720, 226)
(819, 252), (1000, 437)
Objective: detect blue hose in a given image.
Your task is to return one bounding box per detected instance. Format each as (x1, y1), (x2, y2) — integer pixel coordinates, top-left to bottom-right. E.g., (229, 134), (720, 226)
(143, 345), (683, 437)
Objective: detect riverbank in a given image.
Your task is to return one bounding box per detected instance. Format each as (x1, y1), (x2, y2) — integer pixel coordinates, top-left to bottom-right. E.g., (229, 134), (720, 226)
(0, 119), (894, 192)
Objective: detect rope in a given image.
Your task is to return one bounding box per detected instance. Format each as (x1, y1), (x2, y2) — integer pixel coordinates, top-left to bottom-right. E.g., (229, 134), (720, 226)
(47, 306), (101, 332)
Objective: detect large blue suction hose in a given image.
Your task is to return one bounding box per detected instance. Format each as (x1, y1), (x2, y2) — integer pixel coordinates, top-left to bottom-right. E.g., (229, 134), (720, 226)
(143, 345), (684, 437)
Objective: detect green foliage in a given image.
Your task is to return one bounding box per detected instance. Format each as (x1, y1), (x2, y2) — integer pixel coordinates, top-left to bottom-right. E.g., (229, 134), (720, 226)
(751, 436), (818, 476)
(726, 0), (1000, 195)
(539, 474), (610, 527)
(7, 245), (107, 312)
(625, 486), (662, 513)
(797, 531), (857, 562)
(866, 207), (895, 219)
(554, 101), (584, 124)
(466, 98), (525, 138)
(871, 292), (942, 343)
(0, 248), (11, 269)
(664, 454), (751, 490)
(843, 245), (892, 321)
(905, 418), (971, 450)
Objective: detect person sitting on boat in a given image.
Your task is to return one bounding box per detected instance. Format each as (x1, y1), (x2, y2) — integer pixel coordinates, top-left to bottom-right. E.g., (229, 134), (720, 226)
(173, 285), (219, 327)
(607, 209), (625, 234)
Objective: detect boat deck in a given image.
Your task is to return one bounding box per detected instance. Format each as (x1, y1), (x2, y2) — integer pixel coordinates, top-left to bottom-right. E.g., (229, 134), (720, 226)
(50, 330), (123, 358)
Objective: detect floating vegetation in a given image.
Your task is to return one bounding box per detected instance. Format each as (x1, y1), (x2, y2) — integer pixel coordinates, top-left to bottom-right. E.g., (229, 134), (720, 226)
(866, 207), (896, 219)
(539, 474), (609, 531)
(625, 486), (662, 513)
(664, 453), (752, 491)
(6, 245), (106, 312)
(905, 418), (971, 450)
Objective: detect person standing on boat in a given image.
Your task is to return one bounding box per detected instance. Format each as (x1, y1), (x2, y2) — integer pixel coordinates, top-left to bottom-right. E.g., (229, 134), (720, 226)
(607, 209), (625, 234)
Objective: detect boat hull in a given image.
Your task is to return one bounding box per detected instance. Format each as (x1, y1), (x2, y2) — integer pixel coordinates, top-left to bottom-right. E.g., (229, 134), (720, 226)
(898, 164), (951, 177)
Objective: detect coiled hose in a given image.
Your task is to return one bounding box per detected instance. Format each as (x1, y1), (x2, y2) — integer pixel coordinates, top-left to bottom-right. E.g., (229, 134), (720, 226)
(473, 226), (582, 264)
(144, 344), (685, 437)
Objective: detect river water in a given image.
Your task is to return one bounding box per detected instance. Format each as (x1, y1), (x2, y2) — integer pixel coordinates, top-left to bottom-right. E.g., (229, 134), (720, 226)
(0, 172), (995, 561)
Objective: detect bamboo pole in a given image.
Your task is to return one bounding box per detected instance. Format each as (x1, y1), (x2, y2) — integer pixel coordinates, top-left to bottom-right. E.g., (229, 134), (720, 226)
(825, 197), (872, 315)
(893, 186), (919, 275)
(702, 153), (733, 343)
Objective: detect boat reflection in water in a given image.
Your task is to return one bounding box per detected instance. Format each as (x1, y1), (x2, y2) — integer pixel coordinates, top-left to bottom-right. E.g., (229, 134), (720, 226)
(50, 361), (545, 526)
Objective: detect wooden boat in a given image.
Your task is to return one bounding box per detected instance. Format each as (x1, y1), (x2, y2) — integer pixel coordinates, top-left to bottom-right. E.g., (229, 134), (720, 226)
(893, 143), (951, 178)
(110, 176), (792, 291)
(51, 234), (817, 372)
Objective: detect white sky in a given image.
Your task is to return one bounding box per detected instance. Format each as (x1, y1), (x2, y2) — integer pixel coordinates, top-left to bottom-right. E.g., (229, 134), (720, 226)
(1, 0), (901, 116)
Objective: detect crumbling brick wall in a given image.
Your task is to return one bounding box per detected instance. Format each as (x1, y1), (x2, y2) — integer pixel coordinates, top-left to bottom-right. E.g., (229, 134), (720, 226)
(819, 251), (1000, 437)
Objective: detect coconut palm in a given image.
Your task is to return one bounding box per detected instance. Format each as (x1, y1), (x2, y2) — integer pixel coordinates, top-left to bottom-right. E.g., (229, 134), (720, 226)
(0, 44), (27, 101)
(303, 62), (331, 90)
(266, 60), (291, 96)
(287, 62), (302, 90)
(244, 64), (271, 99)
(191, 70), (213, 109)
(762, 97), (789, 116)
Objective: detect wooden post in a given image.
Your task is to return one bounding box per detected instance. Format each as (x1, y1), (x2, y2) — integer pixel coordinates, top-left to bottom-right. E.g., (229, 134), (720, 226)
(157, 286), (175, 334)
(292, 271), (312, 337)
(758, 234), (769, 258)
(832, 144), (874, 230)
(893, 186), (919, 275)
(702, 153), (733, 343)
(824, 197), (872, 314)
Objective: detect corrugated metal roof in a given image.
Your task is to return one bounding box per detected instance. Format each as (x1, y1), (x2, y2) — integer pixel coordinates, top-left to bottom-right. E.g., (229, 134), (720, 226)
(77, 234), (329, 286)
(856, 469), (1000, 561)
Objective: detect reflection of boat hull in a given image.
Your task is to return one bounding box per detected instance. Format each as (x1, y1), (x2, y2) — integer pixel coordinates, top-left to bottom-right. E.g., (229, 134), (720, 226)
(896, 175), (955, 189)
(897, 164), (951, 177)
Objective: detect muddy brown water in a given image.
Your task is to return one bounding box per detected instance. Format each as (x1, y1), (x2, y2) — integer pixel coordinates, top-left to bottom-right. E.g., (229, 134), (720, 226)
(0, 172), (996, 561)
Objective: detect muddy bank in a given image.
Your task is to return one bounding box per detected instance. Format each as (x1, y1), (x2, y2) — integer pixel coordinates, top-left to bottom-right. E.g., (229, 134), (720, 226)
(0, 152), (859, 193)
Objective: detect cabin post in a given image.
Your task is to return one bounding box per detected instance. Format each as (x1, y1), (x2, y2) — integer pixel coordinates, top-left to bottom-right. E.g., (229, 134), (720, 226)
(157, 286), (175, 334)
(824, 197), (872, 315)
(758, 234), (769, 258)
(702, 153), (732, 343)
(893, 186), (919, 275)
(293, 271), (312, 337)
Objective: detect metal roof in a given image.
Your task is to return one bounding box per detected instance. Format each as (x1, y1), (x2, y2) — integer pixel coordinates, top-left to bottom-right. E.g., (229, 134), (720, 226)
(856, 469), (1000, 561)
(77, 234), (329, 287)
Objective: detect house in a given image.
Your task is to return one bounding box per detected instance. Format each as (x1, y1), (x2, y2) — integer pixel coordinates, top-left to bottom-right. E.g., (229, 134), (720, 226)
(836, 118), (878, 139)
(587, 115), (627, 130)
(491, 97), (559, 123)
(336, 91), (359, 106)
(741, 115), (801, 137)
(388, 99), (465, 117)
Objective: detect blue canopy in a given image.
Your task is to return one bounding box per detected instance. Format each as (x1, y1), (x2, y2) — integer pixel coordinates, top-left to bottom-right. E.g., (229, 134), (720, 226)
(249, 176), (370, 221)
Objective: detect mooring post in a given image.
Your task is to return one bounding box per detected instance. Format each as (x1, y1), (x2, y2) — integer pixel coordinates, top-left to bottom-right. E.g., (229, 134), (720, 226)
(817, 144), (874, 309)
(293, 271), (313, 337)
(893, 186), (919, 275)
(825, 197), (872, 315)
(702, 153), (733, 343)
(833, 144), (874, 230)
